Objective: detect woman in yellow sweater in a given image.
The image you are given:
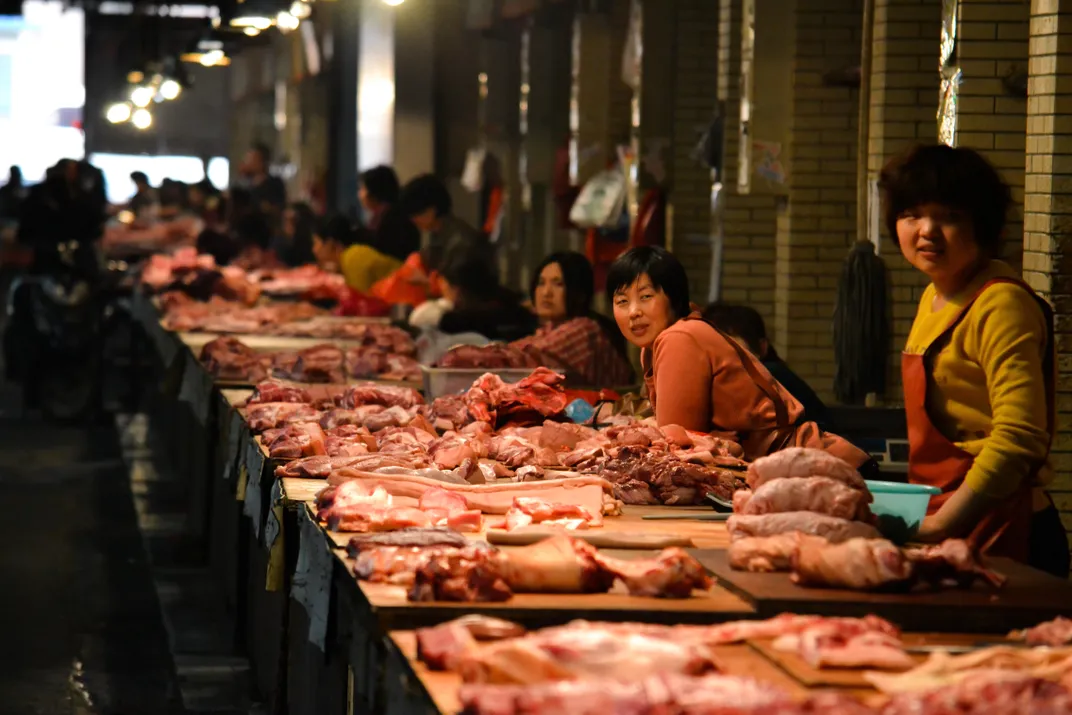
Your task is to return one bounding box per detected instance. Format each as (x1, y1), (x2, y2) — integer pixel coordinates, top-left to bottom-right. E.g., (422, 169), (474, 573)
(880, 144), (1069, 576)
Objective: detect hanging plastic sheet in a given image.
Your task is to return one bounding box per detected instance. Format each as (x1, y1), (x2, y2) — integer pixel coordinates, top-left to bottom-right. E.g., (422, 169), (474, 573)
(940, 0), (958, 69)
(621, 0), (643, 91)
(707, 179), (726, 304)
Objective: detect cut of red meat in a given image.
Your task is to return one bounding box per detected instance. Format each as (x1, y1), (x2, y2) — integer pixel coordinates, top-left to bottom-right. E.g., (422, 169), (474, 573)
(342, 383), (424, 409)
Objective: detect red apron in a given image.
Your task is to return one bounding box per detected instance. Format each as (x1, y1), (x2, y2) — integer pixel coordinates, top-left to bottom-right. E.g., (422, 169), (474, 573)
(902, 277), (1055, 561)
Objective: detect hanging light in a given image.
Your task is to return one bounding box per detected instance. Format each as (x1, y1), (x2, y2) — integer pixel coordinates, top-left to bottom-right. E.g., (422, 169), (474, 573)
(230, 0), (276, 30)
(243, 26), (260, 36)
(127, 70), (145, 84)
(383, 0), (404, 5)
(276, 10), (299, 32)
(160, 79), (182, 100)
(131, 108), (153, 130)
(130, 85), (155, 108)
(106, 102), (132, 123)
(181, 34), (231, 67)
(289, 0), (310, 19)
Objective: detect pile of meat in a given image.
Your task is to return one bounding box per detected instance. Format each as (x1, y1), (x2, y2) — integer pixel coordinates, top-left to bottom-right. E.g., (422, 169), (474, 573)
(252, 264), (346, 301)
(1012, 616), (1072, 647)
(143, 249), (263, 305)
(200, 337), (419, 384)
(418, 614), (1072, 715)
(435, 344), (539, 370)
(346, 531), (709, 601)
(164, 295), (323, 333)
(726, 450), (1005, 592)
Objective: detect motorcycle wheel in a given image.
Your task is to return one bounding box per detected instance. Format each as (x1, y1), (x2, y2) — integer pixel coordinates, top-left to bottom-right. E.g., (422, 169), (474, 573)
(38, 355), (100, 423)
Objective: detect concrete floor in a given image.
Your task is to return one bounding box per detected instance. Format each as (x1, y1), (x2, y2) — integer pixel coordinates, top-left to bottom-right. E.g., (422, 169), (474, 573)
(0, 383), (184, 715)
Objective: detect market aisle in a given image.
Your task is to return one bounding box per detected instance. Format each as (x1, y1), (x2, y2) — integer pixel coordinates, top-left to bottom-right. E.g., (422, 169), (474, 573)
(0, 383), (184, 714)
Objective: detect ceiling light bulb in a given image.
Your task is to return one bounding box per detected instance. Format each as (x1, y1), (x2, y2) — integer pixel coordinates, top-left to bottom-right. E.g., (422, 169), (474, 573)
(200, 49), (225, 67)
(244, 26), (260, 36)
(276, 11), (299, 32)
(383, 0), (404, 5)
(160, 79), (181, 100)
(127, 70), (144, 84)
(131, 108), (153, 130)
(130, 85), (155, 108)
(289, 0), (310, 19)
(106, 102), (132, 123)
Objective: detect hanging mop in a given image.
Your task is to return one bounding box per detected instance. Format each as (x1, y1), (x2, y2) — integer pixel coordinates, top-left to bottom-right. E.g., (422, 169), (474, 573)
(833, 241), (890, 405)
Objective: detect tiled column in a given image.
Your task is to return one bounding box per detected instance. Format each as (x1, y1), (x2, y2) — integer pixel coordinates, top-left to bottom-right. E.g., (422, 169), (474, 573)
(1024, 0), (1072, 560)
(773, 0), (862, 399)
(866, 0), (942, 400)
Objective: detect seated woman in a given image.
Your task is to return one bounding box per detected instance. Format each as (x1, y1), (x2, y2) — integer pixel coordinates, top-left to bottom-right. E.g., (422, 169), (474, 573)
(607, 246), (871, 471)
(409, 244), (536, 342)
(703, 302), (832, 432)
(879, 143), (1070, 575)
(313, 215), (401, 293)
(511, 252), (634, 386)
(357, 165), (421, 263)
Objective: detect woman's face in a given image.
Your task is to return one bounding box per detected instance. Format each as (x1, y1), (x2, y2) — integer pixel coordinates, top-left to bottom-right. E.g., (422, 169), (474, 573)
(897, 202), (983, 289)
(534, 262), (568, 322)
(312, 234), (336, 270)
(612, 274), (674, 350)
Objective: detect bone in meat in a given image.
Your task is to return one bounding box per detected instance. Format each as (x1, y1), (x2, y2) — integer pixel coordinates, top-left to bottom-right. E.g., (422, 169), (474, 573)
(495, 536), (615, 594)
(729, 534), (801, 572)
(746, 447), (866, 491)
(738, 476), (872, 521)
(790, 535), (914, 590)
(728, 512), (880, 542)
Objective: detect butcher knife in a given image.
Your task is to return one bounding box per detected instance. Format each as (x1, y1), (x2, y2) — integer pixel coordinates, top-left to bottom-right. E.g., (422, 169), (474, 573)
(485, 529), (695, 549)
(640, 513), (731, 522)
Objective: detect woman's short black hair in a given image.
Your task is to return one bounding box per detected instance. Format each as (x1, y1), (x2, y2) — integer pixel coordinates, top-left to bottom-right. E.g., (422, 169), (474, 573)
(400, 174), (452, 218)
(439, 244), (502, 304)
(360, 165), (401, 206)
(878, 144), (1012, 257)
(605, 246), (691, 320)
(316, 215), (357, 247)
(702, 302), (778, 359)
(531, 251), (595, 319)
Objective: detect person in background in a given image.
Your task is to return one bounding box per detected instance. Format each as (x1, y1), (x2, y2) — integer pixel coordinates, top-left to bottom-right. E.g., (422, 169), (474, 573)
(129, 171), (156, 218)
(400, 173), (490, 275)
(703, 302), (832, 432)
(359, 165), (420, 263)
(607, 245), (873, 472)
(272, 202), (317, 266)
(409, 242), (535, 341)
(879, 143), (1069, 576)
(312, 214), (401, 292)
(157, 179), (187, 219)
(229, 211), (276, 270)
(0, 166), (27, 224)
(236, 142), (287, 219)
(511, 251), (634, 387)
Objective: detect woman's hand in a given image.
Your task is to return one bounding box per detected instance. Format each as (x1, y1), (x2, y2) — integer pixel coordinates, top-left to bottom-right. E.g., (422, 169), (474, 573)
(913, 483), (1002, 543)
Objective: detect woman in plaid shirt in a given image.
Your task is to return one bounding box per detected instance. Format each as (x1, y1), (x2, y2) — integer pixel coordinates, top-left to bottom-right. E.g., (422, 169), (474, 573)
(512, 252), (635, 387)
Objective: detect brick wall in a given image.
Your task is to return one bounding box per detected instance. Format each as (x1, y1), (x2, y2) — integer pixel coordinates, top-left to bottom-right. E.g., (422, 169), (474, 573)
(1023, 0), (1072, 561)
(957, 0), (1030, 270)
(774, 0), (863, 400)
(866, 0), (942, 403)
(716, 0), (779, 326)
(669, 0), (721, 300)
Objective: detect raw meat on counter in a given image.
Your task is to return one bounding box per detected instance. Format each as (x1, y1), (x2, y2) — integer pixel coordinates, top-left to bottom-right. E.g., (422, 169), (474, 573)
(728, 512), (881, 542)
(867, 649), (1072, 695)
(254, 264), (346, 299)
(325, 467), (621, 516)
(466, 368), (571, 426)
(274, 344), (346, 383)
(200, 336), (272, 383)
(504, 497), (602, 530)
(1012, 616), (1072, 647)
(728, 534), (802, 573)
(341, 383), (424, 409)
(275, 453), (428, 479)
(734, 475), (873, 521)
(346, 347), (421, 381)
(244, 402), (322, 431)
(880, 674), (1072, 715)
(746, 447), (867, 491)
(409, 535), (711, 602)
(261, 423), (327, 459)
(315, 483), (484, 532)
(164, 296), (323, 332)
(790, 535), (1005, 591)
(435, 344), (539, 369)
(771, 613), (914, 670)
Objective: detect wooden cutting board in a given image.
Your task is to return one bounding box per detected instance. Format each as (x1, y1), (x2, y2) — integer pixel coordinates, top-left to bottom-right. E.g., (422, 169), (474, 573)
(694, 548), (1072, 633)
(486, 528), (694, 549)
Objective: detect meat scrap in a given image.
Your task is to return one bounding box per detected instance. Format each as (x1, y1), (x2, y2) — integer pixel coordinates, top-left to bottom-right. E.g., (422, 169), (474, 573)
(1012, 617), (1072, 647)
(866, 650), (1072, 695)
(771, 614), (913, 671)
(504, 497), (602, 531)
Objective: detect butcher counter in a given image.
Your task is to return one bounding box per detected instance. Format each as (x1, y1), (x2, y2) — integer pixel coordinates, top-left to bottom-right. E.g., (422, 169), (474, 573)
(127, 290), (1072, 715)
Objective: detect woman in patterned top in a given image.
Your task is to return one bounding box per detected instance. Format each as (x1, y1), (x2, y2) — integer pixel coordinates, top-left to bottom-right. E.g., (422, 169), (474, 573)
(512, 252), (635, 387)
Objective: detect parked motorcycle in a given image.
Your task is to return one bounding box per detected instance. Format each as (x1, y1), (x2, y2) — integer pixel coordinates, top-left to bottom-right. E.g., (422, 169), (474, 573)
(4, 240), (125, 422)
